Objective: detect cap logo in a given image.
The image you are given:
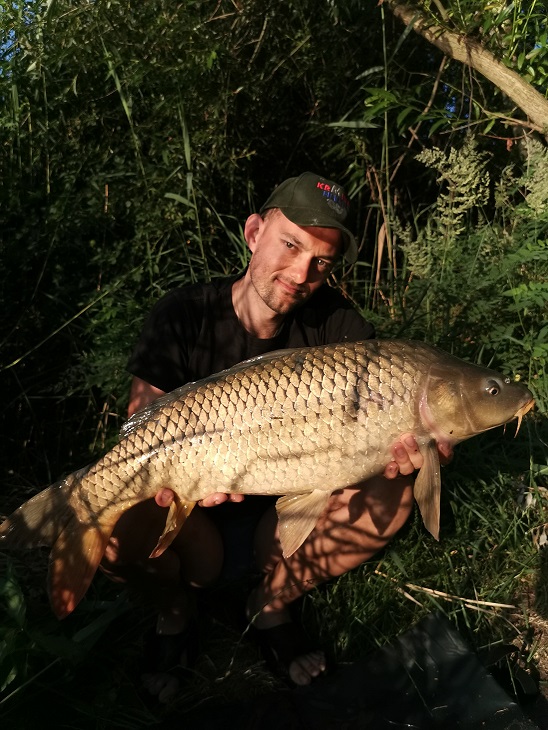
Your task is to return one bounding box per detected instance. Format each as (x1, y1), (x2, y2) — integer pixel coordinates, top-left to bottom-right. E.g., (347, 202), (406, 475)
(316, 181), (349, 218)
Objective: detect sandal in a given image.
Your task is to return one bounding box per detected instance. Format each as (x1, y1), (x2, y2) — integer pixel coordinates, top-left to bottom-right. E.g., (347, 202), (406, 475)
(248, 620), (327, 686)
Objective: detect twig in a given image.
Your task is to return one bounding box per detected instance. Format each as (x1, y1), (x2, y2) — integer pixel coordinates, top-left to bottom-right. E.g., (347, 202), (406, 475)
(374, 569), (516, 609)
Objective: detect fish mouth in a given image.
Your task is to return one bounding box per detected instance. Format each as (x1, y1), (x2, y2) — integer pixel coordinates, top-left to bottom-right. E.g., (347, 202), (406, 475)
(513, 398), (535, 436)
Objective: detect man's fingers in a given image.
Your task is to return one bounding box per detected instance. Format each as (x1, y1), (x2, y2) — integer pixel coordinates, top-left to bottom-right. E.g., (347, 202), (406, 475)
(401, 435), (423, 470)
(198, 492), (245, 508)
(384, 434), (423, 479)
(385, 434), (454, 479)
(199, 493), (229, 508)
(155, 488), (175, 508)
(155, 489), (245, 509)
(390, 443), (418, 476)
(383, 461), (401, 480)
(227, 493), (245, 503)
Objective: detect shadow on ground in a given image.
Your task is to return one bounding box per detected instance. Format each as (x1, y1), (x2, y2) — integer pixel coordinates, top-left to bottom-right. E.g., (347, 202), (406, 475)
(162, 612), (543, 730)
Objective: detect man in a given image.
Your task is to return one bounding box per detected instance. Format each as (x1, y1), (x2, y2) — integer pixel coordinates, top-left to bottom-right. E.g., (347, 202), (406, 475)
(102, 172), (431, 701)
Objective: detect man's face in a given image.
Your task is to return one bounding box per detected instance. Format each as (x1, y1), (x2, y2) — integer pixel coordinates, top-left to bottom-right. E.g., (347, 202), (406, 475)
(245, 210), (343, 316)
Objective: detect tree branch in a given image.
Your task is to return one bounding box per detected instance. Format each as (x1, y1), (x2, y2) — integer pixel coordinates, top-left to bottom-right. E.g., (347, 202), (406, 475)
(384, 0), (548, 136)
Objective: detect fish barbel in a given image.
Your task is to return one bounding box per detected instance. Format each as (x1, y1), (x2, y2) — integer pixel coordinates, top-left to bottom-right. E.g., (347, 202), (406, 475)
(0, 340), (534, 618)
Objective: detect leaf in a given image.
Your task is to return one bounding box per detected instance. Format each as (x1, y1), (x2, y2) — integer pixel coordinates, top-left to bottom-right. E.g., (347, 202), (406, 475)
(388, 548), (409, 577)
(0, 571), (26, 628)
(362, 87), (398, 102)
(396, 106), (415, 128)
(164, 192), (195, 207)
(355, 65), (384, 80)
(429, 117), (448, 135)
(526, 46), (543, 62)
(72, 595), (130, 646)
(0, 635), (20, 693)
(326, 120), (379, 129)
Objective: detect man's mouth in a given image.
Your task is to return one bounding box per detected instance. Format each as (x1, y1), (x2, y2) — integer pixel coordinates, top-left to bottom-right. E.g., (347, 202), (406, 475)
(277, 278), (307, 298)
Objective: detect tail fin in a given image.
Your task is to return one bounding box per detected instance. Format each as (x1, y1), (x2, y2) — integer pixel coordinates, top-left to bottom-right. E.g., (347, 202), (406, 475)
(0, 473), (116, 619)
(0, 482), (71, 548)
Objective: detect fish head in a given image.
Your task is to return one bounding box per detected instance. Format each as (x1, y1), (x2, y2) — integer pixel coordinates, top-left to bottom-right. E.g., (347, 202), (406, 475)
(422, 358), (535, 443)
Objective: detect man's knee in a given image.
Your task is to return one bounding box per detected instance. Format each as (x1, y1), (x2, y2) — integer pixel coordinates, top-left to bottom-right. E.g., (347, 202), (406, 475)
(357, 475), (414, 538)
(329, 476), (413, 544)
(102, 499), (168, 568)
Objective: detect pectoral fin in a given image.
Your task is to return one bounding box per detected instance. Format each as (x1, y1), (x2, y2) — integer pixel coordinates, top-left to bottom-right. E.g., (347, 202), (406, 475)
(149, 498), (195, 559)
(413, 440), (441, 540)
(276, 490), (332, 558)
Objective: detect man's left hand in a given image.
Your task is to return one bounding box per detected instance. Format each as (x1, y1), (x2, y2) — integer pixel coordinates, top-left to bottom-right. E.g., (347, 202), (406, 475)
(383, 434), (453, 479)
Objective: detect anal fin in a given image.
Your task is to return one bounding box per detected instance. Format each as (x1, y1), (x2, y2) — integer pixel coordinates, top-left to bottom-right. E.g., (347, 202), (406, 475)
(149, 498), (195, 559)
(48, 519), (114, 619)
(276, 490), (332, 558)
(414, 440), (442, 540)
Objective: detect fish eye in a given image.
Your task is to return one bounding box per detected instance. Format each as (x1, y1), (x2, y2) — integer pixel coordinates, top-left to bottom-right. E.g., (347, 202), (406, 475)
(486, 379), (500, 396)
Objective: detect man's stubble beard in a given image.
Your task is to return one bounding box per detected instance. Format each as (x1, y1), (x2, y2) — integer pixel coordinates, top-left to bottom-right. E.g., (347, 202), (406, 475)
(249, 264), (309, 317)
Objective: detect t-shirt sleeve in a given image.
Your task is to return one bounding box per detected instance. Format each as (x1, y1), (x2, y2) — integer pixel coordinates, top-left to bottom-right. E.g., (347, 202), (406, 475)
(126, 289), (202, 393)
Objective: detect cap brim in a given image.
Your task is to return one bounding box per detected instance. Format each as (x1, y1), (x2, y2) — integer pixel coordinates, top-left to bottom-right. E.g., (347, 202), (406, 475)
(278, 207), (358, 264)
(341, 229), (358, 264)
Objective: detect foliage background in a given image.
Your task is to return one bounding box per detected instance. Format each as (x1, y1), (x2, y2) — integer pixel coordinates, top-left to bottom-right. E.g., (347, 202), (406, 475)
(1, 0), (547, 725)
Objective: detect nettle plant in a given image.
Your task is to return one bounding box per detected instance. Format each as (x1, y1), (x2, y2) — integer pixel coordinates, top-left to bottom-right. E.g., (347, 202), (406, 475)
(391, 137), (548, 413)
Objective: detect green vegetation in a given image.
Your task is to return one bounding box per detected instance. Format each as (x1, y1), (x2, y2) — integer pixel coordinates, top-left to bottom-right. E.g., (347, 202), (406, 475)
(1, 0), (547, 725)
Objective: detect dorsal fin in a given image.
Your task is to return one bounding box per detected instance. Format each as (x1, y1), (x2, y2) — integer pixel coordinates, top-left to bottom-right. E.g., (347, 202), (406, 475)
(120, 346), (309, 438)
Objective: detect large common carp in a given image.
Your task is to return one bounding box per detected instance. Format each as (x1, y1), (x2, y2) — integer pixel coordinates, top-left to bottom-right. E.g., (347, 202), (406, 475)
(0, 340), (534, 618)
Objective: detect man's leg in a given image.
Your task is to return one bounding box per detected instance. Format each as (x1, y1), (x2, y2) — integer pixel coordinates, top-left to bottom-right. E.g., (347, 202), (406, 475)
(102, 500), (223, 624)
(248, 475), (414, 685)
(101, 500), (224, 702)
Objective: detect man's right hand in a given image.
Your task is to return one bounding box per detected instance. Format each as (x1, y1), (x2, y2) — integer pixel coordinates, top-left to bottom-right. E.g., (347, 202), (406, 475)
(154, 488), (244, 509)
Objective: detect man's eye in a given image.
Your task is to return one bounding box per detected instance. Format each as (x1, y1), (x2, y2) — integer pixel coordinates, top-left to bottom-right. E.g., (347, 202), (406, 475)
(284, 241), (294, 249)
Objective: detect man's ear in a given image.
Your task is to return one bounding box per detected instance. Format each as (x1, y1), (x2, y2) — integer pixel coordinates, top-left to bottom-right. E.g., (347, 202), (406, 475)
(244, 213), (263, 252)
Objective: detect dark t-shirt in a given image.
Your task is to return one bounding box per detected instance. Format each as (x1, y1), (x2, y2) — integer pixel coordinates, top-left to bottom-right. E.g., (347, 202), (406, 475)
(126, 275), (375, 575)
(127, 275), (375, 392)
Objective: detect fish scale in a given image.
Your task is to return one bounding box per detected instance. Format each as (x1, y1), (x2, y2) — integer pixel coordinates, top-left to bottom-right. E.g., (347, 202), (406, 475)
(0, 339), (534, 618)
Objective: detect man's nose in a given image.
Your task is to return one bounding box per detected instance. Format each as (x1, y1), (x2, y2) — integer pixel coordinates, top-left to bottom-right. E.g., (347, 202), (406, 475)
(289, 255), (312, 284)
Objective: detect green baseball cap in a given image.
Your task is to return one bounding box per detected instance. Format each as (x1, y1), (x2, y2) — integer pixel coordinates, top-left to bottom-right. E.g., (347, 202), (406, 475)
(260, 172), (358, 264)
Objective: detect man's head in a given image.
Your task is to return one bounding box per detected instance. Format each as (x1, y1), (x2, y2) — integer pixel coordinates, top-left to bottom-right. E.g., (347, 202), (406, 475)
(259, 172), (357, 264)
(244, 209), (342, 318)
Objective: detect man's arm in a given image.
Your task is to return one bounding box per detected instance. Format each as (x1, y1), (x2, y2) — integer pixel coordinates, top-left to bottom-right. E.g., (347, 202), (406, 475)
(128, 376), (244, 508)
(128, 376), (166, 417)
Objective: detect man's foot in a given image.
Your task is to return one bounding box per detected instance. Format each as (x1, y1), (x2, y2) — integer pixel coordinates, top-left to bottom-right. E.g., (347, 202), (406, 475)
(246, 589), (326, 686)
(141, 599), (198, 704)
(140, 620), (199, 703)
